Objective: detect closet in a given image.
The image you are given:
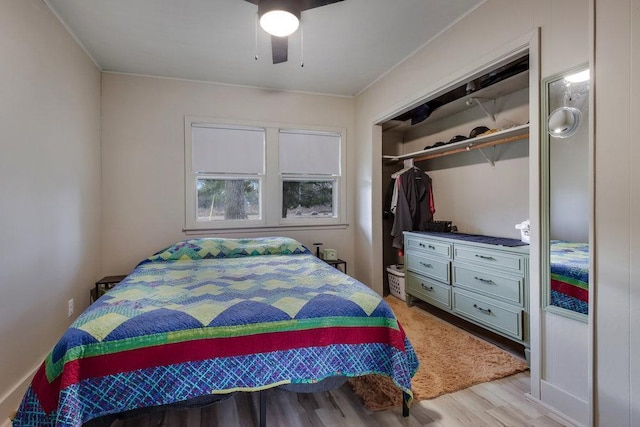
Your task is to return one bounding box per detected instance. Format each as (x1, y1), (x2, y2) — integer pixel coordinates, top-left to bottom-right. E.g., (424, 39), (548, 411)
(381, 52), (531, 351)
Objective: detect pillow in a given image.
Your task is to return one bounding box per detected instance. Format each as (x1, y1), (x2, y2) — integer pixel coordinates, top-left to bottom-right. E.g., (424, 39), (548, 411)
(143, 237), (311, 263)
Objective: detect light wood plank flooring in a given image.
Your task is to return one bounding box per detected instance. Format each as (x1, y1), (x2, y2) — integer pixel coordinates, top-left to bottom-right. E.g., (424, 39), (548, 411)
(107, 372), (575, 427)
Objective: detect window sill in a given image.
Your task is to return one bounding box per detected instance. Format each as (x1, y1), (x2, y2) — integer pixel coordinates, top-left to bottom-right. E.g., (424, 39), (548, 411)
(183, 223), (349, 235)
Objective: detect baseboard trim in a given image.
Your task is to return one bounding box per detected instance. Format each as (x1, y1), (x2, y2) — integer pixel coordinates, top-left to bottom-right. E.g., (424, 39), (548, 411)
(0, 360), (43, 427)
(527, 380), (589, 427)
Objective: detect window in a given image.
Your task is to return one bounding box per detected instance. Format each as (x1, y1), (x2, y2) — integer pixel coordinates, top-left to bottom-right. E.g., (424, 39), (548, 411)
(185, 118), (346, 231)
(279, 130), (341, 222)
(186, 123), (265, 228)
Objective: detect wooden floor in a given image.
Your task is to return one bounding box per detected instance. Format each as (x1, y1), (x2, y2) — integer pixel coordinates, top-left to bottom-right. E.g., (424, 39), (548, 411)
(106, 372), (575, 427)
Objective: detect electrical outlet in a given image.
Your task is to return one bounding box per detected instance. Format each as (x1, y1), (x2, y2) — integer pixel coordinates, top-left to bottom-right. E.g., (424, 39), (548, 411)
(68, 298), (74, 317)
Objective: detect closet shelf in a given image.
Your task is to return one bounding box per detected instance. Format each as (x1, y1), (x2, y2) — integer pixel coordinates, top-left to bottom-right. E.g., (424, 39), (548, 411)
(382, 124), (529, 163)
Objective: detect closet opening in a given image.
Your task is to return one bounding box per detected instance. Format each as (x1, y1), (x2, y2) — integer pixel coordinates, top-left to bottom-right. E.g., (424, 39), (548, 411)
(379, 50), (531, 359)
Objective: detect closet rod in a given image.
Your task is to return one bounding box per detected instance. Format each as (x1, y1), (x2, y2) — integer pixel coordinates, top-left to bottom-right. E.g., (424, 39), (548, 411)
(412, 133), (527, 163)
(383, 124), (529, 164)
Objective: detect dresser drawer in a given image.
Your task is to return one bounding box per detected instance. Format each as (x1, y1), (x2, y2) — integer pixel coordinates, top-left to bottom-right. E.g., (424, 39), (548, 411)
(453, 265), (524, 306)
(406, 272), (451, 310)
(452, 289), (523, 339)
(454, 245), (525, 274)
(406, 252), (450, 283)
(405, 236), (452, 258)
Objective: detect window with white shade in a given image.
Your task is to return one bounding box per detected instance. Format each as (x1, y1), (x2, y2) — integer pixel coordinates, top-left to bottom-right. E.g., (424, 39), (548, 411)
(186, 123), (265, 228)
(185, 117), (346, 230)
(279, 130), (341, 222)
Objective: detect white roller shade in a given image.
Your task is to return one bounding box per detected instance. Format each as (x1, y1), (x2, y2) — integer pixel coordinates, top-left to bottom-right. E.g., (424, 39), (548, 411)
(279, 130), (341, 175)
(192, 125), (265, 174)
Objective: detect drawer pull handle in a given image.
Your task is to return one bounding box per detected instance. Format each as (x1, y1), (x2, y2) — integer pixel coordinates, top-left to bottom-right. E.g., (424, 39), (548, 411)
(473, 304), (492, 315)
(475, 254), (496, 261)
(421, 284), (434, 291)
(419, 262), (433, 268)
(428, 244), (436, 250)
(474, 276), (495, 284)
(419, 243), (426, 247)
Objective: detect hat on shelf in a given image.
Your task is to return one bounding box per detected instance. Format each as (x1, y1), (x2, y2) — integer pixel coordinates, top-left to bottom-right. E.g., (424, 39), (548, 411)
(469, 126), (491, 138)
(448, 135), (468, 144)
(424, 141), (446, 150)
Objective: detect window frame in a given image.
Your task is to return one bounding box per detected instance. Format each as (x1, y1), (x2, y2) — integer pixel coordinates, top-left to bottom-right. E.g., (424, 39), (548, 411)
(185, 116), (346, 231)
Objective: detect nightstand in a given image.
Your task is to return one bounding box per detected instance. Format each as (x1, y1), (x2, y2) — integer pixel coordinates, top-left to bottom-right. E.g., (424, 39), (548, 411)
(324, 259), (347, 274)
(91, 275), (127, 303)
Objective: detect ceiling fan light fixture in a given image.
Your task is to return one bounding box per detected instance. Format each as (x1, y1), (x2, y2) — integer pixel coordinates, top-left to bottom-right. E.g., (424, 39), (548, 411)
(258, 0), (300, 37)
(259, 9), (299, 37)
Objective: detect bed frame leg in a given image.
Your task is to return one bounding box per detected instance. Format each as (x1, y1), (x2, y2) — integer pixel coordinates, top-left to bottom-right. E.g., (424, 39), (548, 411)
(259, 390), (266, 427)
(402, 392), (410, 417)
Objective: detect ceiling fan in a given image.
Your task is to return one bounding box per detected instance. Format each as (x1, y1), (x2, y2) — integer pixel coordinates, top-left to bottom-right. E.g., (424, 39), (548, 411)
(244, 0), (344, 64)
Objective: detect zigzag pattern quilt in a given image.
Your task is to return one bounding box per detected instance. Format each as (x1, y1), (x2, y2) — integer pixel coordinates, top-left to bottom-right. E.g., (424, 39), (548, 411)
(550, 241), (589, 315)
(13, 238), (418, 426)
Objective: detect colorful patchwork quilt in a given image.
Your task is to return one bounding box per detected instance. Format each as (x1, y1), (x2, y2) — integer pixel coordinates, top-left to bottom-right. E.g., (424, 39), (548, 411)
(13, 237), (418, 426)
(550, 241), (589, 315)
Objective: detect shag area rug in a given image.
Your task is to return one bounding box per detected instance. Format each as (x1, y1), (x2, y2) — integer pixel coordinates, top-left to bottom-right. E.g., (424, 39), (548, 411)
(348, 296), (528, 411)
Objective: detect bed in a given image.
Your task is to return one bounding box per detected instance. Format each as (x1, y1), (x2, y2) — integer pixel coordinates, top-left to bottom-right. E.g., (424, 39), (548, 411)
(13, 237), (418, 426)
(549, 240), (589, 315)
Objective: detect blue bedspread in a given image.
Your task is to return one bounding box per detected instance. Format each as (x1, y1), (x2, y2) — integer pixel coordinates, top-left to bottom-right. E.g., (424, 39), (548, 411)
(13, 237), (418, 426)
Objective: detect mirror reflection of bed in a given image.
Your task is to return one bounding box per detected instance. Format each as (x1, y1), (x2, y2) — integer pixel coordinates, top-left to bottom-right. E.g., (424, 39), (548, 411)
(550, 241), (588, 314)
(545, 65), (590, 319)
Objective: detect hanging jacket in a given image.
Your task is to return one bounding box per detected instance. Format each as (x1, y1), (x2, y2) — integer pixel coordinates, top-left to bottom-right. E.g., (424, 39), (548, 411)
(391, 167), (434, 248)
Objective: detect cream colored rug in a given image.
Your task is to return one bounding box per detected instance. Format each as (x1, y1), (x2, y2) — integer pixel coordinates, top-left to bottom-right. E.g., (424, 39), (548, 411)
(348, 296), (528, 411)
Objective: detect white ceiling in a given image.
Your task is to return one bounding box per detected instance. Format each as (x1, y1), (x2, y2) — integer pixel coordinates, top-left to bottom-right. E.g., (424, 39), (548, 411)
(45, 0), (484, 97)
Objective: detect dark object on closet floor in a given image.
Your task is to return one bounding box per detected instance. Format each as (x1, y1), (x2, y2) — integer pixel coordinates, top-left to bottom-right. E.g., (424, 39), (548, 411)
(424, 221), (453, 232)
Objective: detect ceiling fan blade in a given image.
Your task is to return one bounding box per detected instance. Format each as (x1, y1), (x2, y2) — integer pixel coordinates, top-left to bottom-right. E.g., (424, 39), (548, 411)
(245, 0), (343, 9)
(300, 0), (344, 11)
(271, 36), (288, 64)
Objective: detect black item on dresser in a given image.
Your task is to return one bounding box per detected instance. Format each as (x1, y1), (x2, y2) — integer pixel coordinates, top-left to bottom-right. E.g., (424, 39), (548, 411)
(424, 221), (453, 232)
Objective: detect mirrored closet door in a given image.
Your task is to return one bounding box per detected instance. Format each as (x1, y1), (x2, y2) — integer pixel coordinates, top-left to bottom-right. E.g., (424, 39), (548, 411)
(541, 64), (590, 321)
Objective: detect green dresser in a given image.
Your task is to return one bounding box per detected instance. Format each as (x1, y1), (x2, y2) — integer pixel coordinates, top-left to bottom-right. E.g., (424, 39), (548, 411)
(404, 231), (529, 347)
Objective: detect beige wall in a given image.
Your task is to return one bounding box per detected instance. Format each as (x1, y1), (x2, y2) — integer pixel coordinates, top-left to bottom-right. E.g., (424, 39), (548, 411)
(101, 73), (356, 276)
(0, 0), (102, 421)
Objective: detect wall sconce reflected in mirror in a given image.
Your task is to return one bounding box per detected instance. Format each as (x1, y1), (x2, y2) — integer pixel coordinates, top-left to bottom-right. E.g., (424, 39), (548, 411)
(548, 106), (582, 139)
